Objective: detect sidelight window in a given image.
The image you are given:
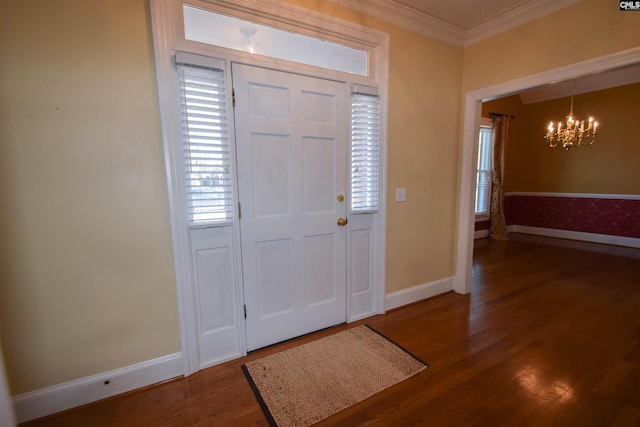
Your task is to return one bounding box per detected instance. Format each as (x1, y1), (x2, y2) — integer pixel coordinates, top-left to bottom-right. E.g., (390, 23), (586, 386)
(350, 87), (380, 213)
(177, 53), (233, 224)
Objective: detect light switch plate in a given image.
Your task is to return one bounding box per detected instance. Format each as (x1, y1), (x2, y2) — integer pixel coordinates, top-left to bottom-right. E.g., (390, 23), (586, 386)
(395, 187), (406, 202)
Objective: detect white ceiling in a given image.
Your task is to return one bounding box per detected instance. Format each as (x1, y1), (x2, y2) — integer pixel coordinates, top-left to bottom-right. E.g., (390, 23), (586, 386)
(328, 0), (583, 46)
(394, 0), (535, 29)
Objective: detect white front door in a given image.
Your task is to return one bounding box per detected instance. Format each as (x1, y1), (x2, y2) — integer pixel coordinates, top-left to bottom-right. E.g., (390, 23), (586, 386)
(233, 64), (348, 351)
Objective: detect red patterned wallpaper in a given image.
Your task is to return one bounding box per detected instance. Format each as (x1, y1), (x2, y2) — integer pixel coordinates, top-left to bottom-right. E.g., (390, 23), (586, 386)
(505, 194), (640, 238)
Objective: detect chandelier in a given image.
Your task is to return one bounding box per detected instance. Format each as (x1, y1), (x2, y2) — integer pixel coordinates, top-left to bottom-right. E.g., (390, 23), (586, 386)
(544, 93), (598, 150)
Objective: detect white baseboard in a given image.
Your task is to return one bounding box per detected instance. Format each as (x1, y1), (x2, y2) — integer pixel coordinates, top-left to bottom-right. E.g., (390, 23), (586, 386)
(385, 276), (454, 311)
(13, 352), (183, 423)
(475, 229), (489, 239)
(509, 225), (640, 249)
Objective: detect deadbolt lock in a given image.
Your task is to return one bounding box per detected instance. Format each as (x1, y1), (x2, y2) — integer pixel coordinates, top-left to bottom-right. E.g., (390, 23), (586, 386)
(336, 194), (344, 202)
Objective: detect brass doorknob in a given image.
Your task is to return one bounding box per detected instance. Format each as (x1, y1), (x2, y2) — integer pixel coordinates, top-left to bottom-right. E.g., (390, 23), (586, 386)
(337, 217), (348, 226)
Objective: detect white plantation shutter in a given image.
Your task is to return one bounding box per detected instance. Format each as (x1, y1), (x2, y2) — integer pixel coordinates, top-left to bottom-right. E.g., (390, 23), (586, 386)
(177, 53), (233, 225)
(475, 125), (493, 216)
(351, 88), (380, 213)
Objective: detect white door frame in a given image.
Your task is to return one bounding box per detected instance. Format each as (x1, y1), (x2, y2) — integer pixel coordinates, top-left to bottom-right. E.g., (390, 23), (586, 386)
(150, 0), (389, 375)
(0, 341), (16, 427)
(454, 46), (640, 295)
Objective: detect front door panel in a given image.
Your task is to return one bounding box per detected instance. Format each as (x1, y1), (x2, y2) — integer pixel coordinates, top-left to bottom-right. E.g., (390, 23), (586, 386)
(233, 64), (348, 351)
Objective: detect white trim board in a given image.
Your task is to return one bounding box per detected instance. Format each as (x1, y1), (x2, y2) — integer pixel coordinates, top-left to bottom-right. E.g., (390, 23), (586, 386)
(0, 342), (16, 427)
(328, 0), (465, 46)
(464, 0), (582, 47)
(385, 277), (454, 311)
(505, 192), (640, 200)
(508, 225), (640, 249)
(13, 353), (183, 423)
(328, 0), (581, 47)
(475, 229), (490, 240)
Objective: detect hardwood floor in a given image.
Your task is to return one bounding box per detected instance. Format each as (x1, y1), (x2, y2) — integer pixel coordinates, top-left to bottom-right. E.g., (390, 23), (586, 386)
(23, 234), (640, 426)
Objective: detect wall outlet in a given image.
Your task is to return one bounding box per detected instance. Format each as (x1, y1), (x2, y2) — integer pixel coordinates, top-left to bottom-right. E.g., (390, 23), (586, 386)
(395, 187), (406, 202)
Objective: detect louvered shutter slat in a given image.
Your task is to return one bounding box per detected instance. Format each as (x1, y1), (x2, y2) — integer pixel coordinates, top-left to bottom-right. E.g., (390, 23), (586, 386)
(351, 93), (380, 213)
(178, 61), (233, 224)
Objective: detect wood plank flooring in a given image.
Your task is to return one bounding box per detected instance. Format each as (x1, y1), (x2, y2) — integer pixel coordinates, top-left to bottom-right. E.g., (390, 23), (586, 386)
(22, 234), (640, 426)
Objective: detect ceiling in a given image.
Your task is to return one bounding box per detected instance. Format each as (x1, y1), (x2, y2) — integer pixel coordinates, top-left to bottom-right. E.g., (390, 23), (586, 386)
(328, 0), (583, 46)
(393, 0), (535, 29)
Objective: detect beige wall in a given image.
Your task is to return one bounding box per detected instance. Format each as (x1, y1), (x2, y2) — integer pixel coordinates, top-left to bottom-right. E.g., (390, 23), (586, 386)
(0, 1), (180, 393)
(483, 83), (640, 194)
(1, 0), (638, 397)
(464, 0), (640, 93)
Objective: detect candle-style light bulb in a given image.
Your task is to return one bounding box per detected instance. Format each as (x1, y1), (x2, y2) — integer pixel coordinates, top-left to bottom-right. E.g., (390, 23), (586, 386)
(545, 100), (599, 148)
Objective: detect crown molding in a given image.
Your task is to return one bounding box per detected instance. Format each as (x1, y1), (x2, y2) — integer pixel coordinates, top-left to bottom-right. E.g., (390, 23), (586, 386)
(199, 0), (388, 48)
(465, 0), (583, 46)
(327, 0), (466, 47)
(328, 0), (584, 48)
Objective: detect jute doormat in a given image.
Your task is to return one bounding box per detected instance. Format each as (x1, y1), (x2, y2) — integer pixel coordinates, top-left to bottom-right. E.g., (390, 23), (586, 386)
(242, 325), (427, 427)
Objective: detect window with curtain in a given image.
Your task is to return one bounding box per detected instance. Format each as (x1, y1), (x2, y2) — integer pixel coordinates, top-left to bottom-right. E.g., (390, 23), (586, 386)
(176, 53), (233, 225)
(475, 123), (493, 217)
(350, 88), (380, 213)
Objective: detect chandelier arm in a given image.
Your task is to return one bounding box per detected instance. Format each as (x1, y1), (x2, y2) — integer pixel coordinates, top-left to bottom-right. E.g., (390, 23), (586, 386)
(544, 92), (598, 150)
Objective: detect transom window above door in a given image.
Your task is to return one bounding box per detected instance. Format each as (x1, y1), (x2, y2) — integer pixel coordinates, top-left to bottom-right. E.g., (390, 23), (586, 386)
(183, 5), (369, 76)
